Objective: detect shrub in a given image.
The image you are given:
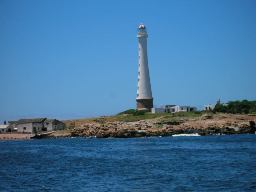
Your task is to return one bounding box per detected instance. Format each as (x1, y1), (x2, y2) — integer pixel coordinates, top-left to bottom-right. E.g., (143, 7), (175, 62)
(213, 100), (256, 114)
(118, 109), (136, 115)
(133, 110), (146, 116)
(118, 109), (146, 116)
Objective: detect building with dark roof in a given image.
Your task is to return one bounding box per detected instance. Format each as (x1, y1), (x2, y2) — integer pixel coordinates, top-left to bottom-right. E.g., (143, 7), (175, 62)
(44, 119), (65, 131)
(12, 118), (64, 134)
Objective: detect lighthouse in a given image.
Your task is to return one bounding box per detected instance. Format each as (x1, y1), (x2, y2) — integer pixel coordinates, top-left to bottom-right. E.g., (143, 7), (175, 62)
(136, 24), (153, 110)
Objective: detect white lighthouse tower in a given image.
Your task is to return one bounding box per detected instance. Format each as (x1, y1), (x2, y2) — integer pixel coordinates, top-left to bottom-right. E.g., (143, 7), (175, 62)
(136, 24), (153, 110)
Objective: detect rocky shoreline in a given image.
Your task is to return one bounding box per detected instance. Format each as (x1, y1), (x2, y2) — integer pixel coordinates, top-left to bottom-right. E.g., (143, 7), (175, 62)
(1, 113), (255, 140)
(47, 113), (256, 138)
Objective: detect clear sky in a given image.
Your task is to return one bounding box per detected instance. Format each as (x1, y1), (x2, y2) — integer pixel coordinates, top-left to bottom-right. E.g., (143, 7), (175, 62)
(0, 0), (255, 122)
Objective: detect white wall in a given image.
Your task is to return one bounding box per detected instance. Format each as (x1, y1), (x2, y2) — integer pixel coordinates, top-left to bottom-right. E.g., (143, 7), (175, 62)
(17, 122), (44, 133)
(151, 108), (165, 113)
(17, 123), (33, 133)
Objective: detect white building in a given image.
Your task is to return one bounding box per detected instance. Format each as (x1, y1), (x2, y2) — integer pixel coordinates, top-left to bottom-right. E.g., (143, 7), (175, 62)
(167, 105), (197, 113)
(152, 105), (197, 113)
(10, 118), (65, 134)
(151, 107), (165, 114)
(44, 119), (65, 131)
(0, 125), (9, 133)
(178, 106), (197, 112)
(15, 118), (46, 133)
(136, 24), (153, 110)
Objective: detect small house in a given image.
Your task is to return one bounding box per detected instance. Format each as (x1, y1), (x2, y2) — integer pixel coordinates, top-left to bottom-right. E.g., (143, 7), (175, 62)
(151, 107), (165, 114)
(178, 106), (197, 112)
(13, 118), (65, 134)
(165, 105), (197, 113)
(0, 125), (9, 133)
(15, 118), (46, 133)
(152, 105), (197, 114)
(44, 119), (65, 131)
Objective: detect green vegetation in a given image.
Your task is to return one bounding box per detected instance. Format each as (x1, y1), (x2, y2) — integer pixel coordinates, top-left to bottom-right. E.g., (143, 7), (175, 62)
(118, 109), (147, 116)
(214, 100), (256, 114)
(115, 112), (164, 122)
(118, 109), (137, 115)
(115, 110), (202, 122)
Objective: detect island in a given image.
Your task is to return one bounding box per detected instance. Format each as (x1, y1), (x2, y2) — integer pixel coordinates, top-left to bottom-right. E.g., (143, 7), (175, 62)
(47, 111), (256, 138)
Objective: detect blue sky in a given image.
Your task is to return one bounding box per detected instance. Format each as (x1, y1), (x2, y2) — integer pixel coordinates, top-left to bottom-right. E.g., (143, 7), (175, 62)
(0, 0), (255, 122)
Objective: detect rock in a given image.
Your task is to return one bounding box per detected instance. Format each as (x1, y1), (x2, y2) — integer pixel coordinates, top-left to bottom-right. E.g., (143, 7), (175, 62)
(249, 121), (255, 128)
(201, 114), (213, 120)
(55, 113), (256, 139)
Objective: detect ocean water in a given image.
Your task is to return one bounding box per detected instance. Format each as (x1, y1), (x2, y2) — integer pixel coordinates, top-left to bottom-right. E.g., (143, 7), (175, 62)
(0, 135), (256, 192)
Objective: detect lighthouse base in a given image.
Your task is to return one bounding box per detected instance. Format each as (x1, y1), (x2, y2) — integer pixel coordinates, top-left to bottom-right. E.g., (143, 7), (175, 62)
(136, 98), (153, 111)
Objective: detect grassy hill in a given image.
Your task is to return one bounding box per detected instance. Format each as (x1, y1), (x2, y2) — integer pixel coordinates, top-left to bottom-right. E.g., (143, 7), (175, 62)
(64, 111), (204, 129)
